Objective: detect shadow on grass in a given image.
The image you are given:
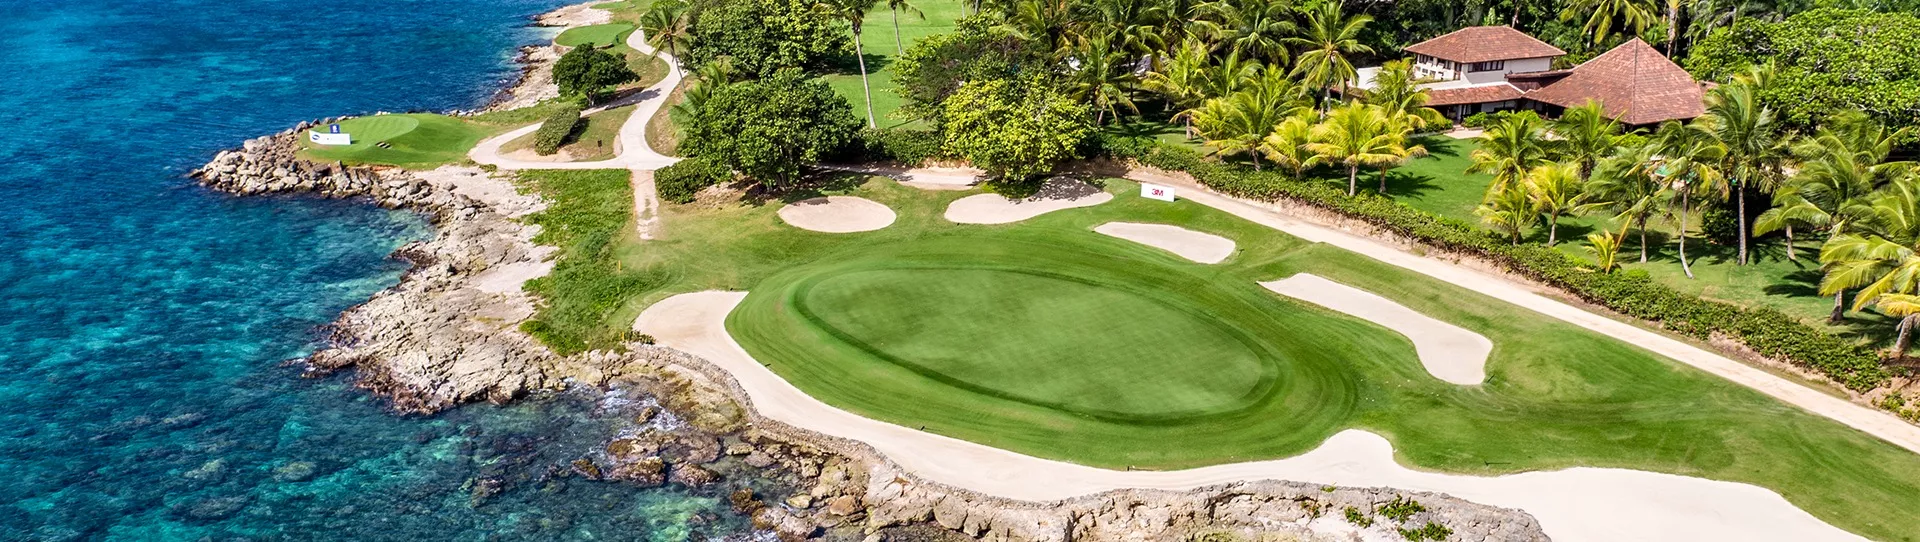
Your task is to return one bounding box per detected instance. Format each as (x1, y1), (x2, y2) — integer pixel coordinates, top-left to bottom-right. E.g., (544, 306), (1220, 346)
(1414, 135), (1470, 158)
(744, 170), (871, 206)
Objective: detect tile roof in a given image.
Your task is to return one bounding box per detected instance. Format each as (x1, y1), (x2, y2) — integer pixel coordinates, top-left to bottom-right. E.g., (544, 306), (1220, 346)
(1428, 84), (1524, 106)
(1523, 38), (1706, 125)
(1404, 26), (1567, 63)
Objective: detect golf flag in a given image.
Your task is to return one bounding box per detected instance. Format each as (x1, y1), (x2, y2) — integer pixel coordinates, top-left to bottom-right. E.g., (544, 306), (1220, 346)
(1141, 183), (1176, 202)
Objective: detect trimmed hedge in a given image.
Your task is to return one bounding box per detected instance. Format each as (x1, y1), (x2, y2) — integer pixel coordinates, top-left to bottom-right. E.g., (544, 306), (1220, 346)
(1100, 136), (1893, 392)
(533, 104), (583, 156)
(846, 128), (947, 166)
(655, 156), (732, 203)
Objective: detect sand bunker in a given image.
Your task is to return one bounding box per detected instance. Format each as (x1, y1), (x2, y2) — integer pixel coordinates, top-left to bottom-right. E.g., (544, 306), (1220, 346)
(777, 196), (896, 233)
(1095, 222), (1236, 264)
(1262, 274), (1490, 385)
(945, 178), (1114, 224)
(632, 291), (1862, 542)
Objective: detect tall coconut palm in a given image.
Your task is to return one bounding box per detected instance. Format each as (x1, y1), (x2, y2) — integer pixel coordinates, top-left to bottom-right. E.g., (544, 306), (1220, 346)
(1560, 0), (1658, 45)
(1695, 64), (1789, 265)
(1143, 38), (1213, 138)
(1467, 113), (1556, 197)
(1067, 31), (1141, 125)
(1363, 59), (1447, 131)
(1528, 162), (1590, 245)
(639, 0), (694, 59)
(1586, 142), (1671, 262)
(1286, 1), (1374, 104)
(1197, 47), (1263, 98)
(1823, 177), (1920, 353)
(827, 0), (882, 128)
(1199, 0), (1296, 67)
(1551, 101), (1627, 179)
(1306, 102), (1400, 197)
(1478, 182), (1539, 245)
(884, 0), (925, 53)
(1652, 120), (1727, 279)
(1260, 109), (1320, 180)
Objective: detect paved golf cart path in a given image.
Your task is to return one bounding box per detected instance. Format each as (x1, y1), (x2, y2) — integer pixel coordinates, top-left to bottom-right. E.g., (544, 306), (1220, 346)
(470, 25), (680, 238)
(635, 291), (1866, 542)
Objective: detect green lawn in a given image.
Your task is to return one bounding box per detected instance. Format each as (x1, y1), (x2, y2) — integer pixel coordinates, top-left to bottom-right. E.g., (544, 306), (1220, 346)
(515, 170), (1920, 541)
(555, 23), (634, 48)
(501, 105), (636, 162)
(298, 113), (495, 169)
(825, 0), (968, 129)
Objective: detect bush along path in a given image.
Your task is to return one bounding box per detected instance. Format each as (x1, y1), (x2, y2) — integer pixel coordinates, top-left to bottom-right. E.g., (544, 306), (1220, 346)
(470, 25), (682, 239)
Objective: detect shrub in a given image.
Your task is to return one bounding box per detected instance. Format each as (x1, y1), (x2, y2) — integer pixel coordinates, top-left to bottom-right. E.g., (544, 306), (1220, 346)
(849, 128), (947, 165)
(1343, 506), (1373, 527)
(1399, 522), (1453, 541)
(1461, 112), (1493, 128)
(1376, 496), (1426, 523)
(655, 157), (732, 203)
(533, 104), (583, 156)
(1100, 139), (1894, 393)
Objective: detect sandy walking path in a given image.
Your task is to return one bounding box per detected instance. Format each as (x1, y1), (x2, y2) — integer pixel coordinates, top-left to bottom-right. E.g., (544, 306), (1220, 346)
(634, 291), (1867, 542)
(1093, 222), (1236, 264)
(1263, 273), (1490, 385)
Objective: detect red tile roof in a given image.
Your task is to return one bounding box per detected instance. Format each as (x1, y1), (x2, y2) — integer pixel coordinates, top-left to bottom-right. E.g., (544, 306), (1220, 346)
(1404, 26), (1567, 63)
(1523, 38), (1706, 125)
(1428, 84), (1525, 106)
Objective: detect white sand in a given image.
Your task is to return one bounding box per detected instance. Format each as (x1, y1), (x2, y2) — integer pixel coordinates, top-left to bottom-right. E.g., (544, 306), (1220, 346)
(1094, 222), (1236, 264)
(777, 196), (896, 233)
(634, 291), (1866, 542)
(1262, 273), (1490, 385)
(945, 178), (1114, 224)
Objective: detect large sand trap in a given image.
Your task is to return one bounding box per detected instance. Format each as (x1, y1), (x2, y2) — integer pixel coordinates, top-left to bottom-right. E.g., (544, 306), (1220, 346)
(777, 196), (896, 233)
(1263, 274), (1490, 385)
(633, 291), (1864, 542)
(1095, 222), (1236, 264)
(945, 178), (1113, 224)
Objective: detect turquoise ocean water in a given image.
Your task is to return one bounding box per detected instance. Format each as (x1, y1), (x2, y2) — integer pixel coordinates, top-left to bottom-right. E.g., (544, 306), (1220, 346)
(0, 0), (752, 539)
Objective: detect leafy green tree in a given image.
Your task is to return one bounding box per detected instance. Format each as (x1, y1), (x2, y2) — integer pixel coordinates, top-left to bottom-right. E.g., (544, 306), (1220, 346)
(891, 18), (1045, 124)
(1651, 119), (1728, 279)
(1200, 0), (1297, 66)
(942, 76), (1094, 181)
(554, 45), (639, 104)
(1478, 182), (1538, 245)
(1527, 162), (1589, 245)
(1259, 109), (1321, 180)
(1686, 9), (1920, 136)
(639, 0), (694, 59)
(1191, 70), (1310, 171)
(680, 69), (862, 186)
(1467, 112), (1555, 197)
(1821, 177), (1920, 354)
(1066, 31), (1140, 125)
(1306, 102), (1401, 197)
(1286, 0), (1374, 103)
(1143, 37), (1213, 137)
(684, 0), (850, 77)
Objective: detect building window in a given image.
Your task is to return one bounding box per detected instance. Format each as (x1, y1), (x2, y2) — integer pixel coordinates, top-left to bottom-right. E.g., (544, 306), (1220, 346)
(1469, 60), (1505, 72)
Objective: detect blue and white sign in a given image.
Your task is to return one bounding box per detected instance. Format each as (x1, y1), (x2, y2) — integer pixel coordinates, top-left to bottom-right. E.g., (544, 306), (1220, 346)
(329, 123), (342, 134)
(1141, 183), (1177, 202)
(308, 131), (352, 146)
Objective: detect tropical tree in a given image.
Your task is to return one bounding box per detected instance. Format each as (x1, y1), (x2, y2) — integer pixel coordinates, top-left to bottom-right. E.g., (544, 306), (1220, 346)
(1587, 225), (1629, 272)
(1373, 115), (1429, 194)
(1821, 177), (1920, 352)
(1199, 0), (1296, 66)
(1467, 112), (1555, 197)
(1190, 70), (1308, 171)
(942, 75), (1094, 181)
(1528, 162), (1589, 245)
(553, 45), (639, 104)
(1259, 109), (1320, 180)
(680, 69), (862, 186)
(1478, 183), (1539, 245)
(1363, 59), (1447, 131)
(639, 0), (694, 59)
(1196, 47), (1263, 98)
(1286, 0), (1374, 103)
(1305, 102), (1399, 196)
(1066, 31), (1140, 125)
(1551, 101), (1627, 179)
(827, 0), (882, 128)
(1586, 143), (1671, 262)
(884, 0), (925, 53)
(1143, 38), (1212, 137)
(1694, 64), (1789, 265)
(1651, 120), (1727, 279)
(1560, 0), (1658, 44)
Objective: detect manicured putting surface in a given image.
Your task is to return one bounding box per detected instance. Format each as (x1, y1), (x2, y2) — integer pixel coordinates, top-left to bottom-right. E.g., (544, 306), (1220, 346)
(794, 266), (1275, 419)
(329, 115), (420, 146)
(555, 23), (633, 47)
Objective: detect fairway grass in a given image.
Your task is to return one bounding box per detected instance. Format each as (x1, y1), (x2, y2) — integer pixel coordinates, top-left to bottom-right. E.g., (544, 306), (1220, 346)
(825, 0), (968, 129)
(520, 172), (1920, 541)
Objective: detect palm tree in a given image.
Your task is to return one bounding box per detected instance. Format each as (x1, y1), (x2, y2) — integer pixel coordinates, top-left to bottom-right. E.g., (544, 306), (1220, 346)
(1528, 162), (1590, 245)
(1286, 1), (1374, 104)
(1373, 114), (1429, 194)
(1752, 187), (1827, 262)
(1587, 225), (1630, 272)
(1143, 38), (1213, 138)
(1551, 101), (1626, 179)
(1651, 120), (1727, 279)
(1190, 70), (1309, 171)
(1478, 182), (1539, 245)
(1067, 31), (1141, 125)
(1363, 59), (1447, 131)
(1823, 177), (1920, 354)
(1306, 102), (1399, 197)
(639, 0), (694, 59)
(884, 0), (925, 53)
(1586, 143), (1671, 262)
(827, 0), (882, 128)
(1199, 0), (1296, 67)
(1197, 47), (1262, 98)
(1467, 112), (1555, 197)
(1560, 0), (1658, 45)
(1259, 109), (1320, 179)
(1695, 64), (1789, 265)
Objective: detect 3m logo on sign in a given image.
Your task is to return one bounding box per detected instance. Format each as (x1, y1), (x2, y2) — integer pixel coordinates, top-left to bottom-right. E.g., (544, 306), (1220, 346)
(1141, 183), (1176, 202)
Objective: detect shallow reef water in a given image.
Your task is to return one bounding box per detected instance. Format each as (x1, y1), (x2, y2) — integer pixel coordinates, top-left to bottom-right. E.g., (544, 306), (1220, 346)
(0, 0), (754, 539)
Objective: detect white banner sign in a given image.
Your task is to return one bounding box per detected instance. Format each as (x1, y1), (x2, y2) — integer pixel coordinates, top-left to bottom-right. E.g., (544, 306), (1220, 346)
(308, 131), (352, 146)
(1140, 183), (1177, 202)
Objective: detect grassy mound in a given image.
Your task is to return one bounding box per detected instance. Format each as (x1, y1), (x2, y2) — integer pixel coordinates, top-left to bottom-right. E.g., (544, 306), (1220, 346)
(300, 113), (491, 169)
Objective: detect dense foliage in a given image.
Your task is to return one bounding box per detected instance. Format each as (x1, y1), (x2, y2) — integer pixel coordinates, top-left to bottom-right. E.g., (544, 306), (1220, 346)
(1687, 9), (1920, 135)
(682, 0), (849, 77)
(680, 69), (862, 185)
(553, 45), (638, 104)
(942, 76), (1094, 181)
(531, 104), (583, 155)
(890, 17), (1049, 125)
(1099, 134), (1894, 391)
(654, 157), (734, 203)
(847, 127), (948, 165)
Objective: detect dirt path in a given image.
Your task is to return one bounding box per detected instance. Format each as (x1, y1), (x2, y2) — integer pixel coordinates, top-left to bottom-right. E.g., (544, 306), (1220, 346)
(634, 291), (1867, 542)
